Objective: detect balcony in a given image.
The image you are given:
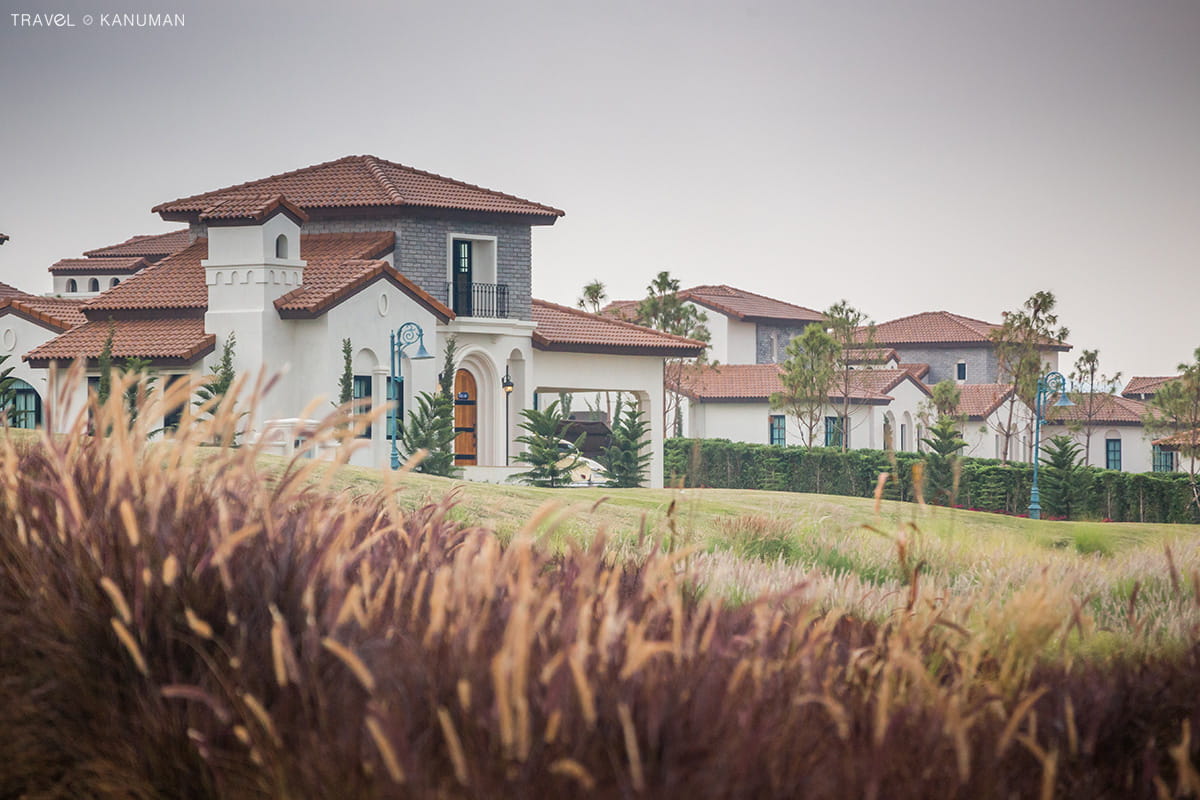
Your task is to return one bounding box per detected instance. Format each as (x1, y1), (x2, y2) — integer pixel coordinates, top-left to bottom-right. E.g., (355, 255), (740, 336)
(447, 281), (509, 319)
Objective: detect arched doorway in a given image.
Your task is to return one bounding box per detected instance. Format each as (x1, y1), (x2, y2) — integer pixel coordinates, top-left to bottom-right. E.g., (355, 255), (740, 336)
(454, 369), (478, 465)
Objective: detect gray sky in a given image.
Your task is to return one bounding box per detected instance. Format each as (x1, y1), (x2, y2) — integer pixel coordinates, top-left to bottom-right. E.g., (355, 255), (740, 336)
(1, 0), (1197, 379)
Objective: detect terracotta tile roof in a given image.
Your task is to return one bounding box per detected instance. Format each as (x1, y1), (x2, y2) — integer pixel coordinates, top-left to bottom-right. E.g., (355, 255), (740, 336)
(84, 232), (395, 315)
(867, 310), (1002, 345)
(1153, 428), (1200, 450)
(1122, 376), (1177, 398)
(531, 299), (707, 357)
(50, 256), (150, 274)
(276, 258), (452, 322)
(679, 285), (824, 323)
(901, 362), (930, 380)
(845, 347), (898, 365)
(24, 318), (215, 365)
(600, 299), (640, 322)
(866, 310), (1071, 351)
(153, 155), (564, 222)
(82, 229), (191, 261)
(674, 365), (924, 404)
(955, 384), (1016, 419)
(0, 296), (86, 331)
(1045, 393), (1148, 426)
(198, 194), (309, 224)
(0, 281), (27, 300)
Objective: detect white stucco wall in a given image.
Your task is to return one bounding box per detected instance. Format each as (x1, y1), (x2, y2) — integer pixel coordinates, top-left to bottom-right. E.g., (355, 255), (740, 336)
(686, 303), (755, 365)
(1040, 422), (1159, 474)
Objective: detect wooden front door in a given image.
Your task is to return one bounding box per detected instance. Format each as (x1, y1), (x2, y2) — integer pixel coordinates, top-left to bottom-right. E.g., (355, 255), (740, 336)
(454, 369), (478, 465)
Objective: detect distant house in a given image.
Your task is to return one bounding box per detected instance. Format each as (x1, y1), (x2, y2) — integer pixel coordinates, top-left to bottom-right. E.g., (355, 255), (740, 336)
(954, 384), (1034, 462)
(673, 363), (931, 451)
(1121, 376), (1177, 402)
(1152, 428), (1199, 475)
(862, 310), (1071, 386)
(1041, 393), (1163, 473)
(605, 284), (824, 364)
(49, 229), (191, 296)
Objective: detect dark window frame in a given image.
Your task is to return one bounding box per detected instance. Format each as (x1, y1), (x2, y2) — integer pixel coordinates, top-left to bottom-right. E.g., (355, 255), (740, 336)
(768, 414), (785, 446)
(1106, 438), (1122, 471)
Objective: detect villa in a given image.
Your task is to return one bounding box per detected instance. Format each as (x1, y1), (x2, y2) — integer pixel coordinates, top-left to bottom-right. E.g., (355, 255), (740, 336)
(5, 155), (705, 486)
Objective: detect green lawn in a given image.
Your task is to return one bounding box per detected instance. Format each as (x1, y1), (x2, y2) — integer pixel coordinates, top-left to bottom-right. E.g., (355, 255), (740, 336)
(310, 460), (1200, 648)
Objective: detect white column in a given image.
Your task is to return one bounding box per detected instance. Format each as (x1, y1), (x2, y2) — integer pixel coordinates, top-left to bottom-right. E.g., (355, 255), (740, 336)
(372, 366), (390, 469)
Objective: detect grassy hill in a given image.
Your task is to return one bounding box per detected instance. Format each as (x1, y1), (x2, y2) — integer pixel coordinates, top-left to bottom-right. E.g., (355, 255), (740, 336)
(320, 461), (1200, 649)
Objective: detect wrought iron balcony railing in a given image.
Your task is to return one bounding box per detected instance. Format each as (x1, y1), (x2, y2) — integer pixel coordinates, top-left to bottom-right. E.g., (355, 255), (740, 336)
(447, 281), (509, 319)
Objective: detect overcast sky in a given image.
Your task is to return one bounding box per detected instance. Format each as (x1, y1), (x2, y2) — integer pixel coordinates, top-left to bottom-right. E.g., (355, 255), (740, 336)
(1, 0), (1197, 379)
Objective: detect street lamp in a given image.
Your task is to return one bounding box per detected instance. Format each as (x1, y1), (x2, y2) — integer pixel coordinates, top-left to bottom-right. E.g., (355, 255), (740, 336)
(1028, 370), (1074, 520)
(502, 370), (514, 465)
(389, 322), (435, 470)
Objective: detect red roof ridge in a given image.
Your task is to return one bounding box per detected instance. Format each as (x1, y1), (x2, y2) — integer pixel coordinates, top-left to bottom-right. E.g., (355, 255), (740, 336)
(198, 193), (310, 224)
(369, 155), (565, 217)
(153, 154), (565, 218)
(0, 297), (80, 331)
(50, 256), (150, 274)
(531, 298), (706, 347)
(152, 155), (363, 213)
(679, 284), (824, 321)
(274, 257), (453, 322)
(363, 155), (408, 206)
(81, 228), (192, 259)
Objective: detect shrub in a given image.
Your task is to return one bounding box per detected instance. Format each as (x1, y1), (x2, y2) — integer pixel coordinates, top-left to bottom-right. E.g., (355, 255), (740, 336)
(666, 439), (1200, 524)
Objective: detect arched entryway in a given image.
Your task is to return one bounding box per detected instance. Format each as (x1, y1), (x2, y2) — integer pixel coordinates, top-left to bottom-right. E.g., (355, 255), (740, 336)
(454, 368), (479, 465)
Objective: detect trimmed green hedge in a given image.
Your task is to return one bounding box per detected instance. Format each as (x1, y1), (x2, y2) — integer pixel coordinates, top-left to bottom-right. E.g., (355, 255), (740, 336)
(664, 439), (1200, 524)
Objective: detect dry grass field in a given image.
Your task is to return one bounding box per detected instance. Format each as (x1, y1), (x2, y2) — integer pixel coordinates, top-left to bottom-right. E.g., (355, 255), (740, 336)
(2, 381), (1198, 798)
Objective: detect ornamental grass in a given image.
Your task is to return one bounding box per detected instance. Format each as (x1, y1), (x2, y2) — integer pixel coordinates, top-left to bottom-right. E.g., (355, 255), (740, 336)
(1, 371), (1199, 798)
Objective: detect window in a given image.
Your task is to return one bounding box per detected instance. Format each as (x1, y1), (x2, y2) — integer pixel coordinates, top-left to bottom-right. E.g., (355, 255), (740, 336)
(88, 278), (100, 292)
(899, 423), (908, 452)
(768, 414), (785, 446)
(66, 279), (77, 293)
(110, 277), (120, 288)
(451, 239), (473, 316)
(824, 415), (845, 448)
(275, 234), (289, 259)
(162, 375), (184, 431)
(9, 380), (41, 429)
(956, 362), (967, 381)
(1152, 444), (1176, 473)
(353, 375), (373, 439)
(1105, 438), (1122, 471)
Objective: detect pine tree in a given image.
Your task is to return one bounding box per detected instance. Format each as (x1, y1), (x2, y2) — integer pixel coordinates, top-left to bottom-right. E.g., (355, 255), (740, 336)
(96, 323), (115, 405)
(338, 338), (354, 406)
(921, 415), (967, 505)
(1039, 435), (1086, 519)
(770, 324), (838, 448)
(513, 400), (583, 487)
(195, 334), (238, 442)
(398, 391), (459, 477)
(600, 396), (651, 487)
(121, 356), (155, 425)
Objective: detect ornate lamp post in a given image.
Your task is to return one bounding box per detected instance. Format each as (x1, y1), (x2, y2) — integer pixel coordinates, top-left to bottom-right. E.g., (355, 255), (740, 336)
(1028, 370), (1074, 520)
(502, 370), (514, 465)
(389, 322), (434, 470)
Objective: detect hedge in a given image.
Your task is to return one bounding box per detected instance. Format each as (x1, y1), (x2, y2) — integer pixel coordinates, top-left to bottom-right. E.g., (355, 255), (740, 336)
(664, 438), (1200, 524)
